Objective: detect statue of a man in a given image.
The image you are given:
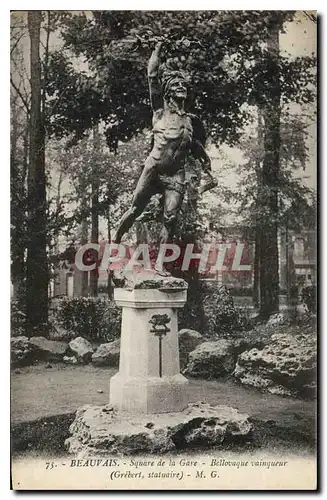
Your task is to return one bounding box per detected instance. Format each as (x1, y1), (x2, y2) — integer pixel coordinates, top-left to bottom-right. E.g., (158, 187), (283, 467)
(114, 42), (216, 267)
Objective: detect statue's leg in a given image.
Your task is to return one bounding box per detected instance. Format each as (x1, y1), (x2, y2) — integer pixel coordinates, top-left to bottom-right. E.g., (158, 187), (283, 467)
(114, 165), (157, 243)
(153, 184), (184, 277)
(159, 189), (183, 245)
(158, 169), (185, 246)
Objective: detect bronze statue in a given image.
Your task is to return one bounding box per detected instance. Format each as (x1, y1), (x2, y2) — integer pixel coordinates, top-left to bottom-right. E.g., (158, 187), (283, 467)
(114, 42), (217, 269)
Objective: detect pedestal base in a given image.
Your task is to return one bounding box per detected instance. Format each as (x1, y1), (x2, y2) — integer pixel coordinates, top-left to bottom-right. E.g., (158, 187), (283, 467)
(110, 274), (189, 414)
(110, 373), (188, 414)
(65, 402), (253, 457)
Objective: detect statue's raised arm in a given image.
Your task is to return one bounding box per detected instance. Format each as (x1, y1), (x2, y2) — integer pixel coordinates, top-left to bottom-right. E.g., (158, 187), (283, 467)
(147, 42), (163, 111)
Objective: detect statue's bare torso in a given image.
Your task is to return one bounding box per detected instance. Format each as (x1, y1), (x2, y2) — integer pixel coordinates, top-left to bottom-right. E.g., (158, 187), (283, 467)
(149, 109), (193, 173)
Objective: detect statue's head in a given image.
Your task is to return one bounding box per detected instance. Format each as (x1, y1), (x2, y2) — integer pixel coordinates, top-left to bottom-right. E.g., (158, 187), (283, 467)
(161, 70), (190, 101)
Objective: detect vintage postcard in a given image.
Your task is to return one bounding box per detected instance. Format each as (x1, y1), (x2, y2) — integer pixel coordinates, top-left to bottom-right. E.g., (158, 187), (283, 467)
(10, 10), (317, 490)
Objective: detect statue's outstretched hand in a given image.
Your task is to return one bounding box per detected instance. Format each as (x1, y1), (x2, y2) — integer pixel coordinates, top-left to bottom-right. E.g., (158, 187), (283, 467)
(151, 40), (165, 58)
(154, 41), (163, 52)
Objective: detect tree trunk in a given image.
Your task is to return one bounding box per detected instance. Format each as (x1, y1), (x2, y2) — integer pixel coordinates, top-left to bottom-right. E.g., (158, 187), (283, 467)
(285, 224), (290, 305)
(252, 108), (264, 308)
(26, 11), (48, 336)
(80, 220), (89, 296)
(53, 171), (63, 297)
(252, 232), (260, 308)
(259, 21), (281, 318)
(73, 218), (89, 297)
(107, 205), (113, 299)
(89, 124), (100, 296)
(287, 235), (298, 320)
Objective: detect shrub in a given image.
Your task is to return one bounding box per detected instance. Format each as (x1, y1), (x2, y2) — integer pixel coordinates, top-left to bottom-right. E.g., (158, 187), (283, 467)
(202, 285), (241, 337)
(178, 278), (205, 333)
(301, 286), (316, 314)
(178, 281), (251, 338)
(51, 297), (121, 342)
(11, 300), (26, 337)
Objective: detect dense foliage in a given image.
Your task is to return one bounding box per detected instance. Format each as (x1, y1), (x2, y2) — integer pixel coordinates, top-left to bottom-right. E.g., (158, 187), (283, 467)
(11, 300), (27, 337)
(51, 297), (121, 342)
(46, 11), (316, 147)
(178, 282), (251, 336)
(301, 285), (316, 314)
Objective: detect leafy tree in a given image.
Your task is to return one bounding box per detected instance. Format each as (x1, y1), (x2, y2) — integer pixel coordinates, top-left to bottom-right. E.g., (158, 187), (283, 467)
(47, 129), (145, 295)
(10, 92), (28, 302)
(10, 16), (30, 303)
(46, 12), (315, 144)
(232, 104), (315, 309)
(11, 11), (76, 332)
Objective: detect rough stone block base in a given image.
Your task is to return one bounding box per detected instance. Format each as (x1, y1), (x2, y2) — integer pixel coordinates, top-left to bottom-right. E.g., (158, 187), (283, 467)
(65, 402), (253, 457)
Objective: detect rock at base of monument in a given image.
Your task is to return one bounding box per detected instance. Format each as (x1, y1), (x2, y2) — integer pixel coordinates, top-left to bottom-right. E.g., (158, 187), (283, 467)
(29, 336), (68, 362)
(234, 330), (317, 399)
(178, 329), (204, 369)
(68, 337), (94, 363)
(65, 402), (253, 457)
(183, 340), (235, 379)
(112, 269), (188, 291)
(91, 340), (120, 367)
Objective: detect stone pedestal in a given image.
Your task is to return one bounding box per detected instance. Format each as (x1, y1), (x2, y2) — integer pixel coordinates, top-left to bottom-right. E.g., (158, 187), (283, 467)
(109, 275), (189, 414)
